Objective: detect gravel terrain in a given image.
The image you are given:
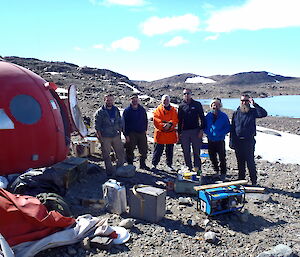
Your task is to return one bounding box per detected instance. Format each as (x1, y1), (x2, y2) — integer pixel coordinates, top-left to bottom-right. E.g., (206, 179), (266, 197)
(37, 87), (300, 257)
(2, 57), (299, 257)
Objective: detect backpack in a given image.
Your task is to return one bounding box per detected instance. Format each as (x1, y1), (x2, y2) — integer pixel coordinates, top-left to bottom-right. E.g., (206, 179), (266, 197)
(36, 192), (72, 217)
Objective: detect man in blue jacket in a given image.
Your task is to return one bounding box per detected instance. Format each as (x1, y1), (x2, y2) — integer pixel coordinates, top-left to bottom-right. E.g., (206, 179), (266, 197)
(204, 98), (230, 181)
(94, 94), (125, 176)
(230, 94), (267, 185)
(123, 94), (150, 170)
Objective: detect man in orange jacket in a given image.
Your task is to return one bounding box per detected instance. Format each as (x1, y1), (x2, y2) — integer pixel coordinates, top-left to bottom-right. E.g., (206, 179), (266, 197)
(152, 94), (178, 171)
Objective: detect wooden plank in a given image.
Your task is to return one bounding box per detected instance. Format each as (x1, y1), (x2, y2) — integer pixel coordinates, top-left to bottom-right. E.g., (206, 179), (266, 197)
(194, 180), (248, 191)
(243, 186), (265, 193)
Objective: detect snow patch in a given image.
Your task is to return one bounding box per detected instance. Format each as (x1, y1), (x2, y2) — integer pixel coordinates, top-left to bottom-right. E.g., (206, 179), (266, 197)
(185, 76), (216, 84)
(118, 82), (140, 93)
(225, 126), (300, 165)
(267, 72), (277, 77)
(47, 72), (60, 75)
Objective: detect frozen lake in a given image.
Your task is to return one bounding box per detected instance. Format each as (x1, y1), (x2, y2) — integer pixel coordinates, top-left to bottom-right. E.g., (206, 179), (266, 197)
(198, 95), (300, 118)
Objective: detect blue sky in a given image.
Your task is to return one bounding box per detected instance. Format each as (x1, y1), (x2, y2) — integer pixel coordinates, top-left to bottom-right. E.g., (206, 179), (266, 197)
(1, 0), (300, 81)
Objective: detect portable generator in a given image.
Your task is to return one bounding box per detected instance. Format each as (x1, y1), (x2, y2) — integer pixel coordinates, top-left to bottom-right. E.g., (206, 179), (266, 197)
(197, 185), (245, 216)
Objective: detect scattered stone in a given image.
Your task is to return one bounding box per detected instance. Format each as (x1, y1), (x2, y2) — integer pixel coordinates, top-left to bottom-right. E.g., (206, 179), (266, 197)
(119, 218), (135, 229)
(203, 219), (210, 226)
(187, 219), (197, 227)
(204, 231), (217, 243)
(257, 244), (294, 257)
(239, 209), (250, 222)
(116, 164), (136, 177)
(178, 197), (191, 205)
(81, 237), (90, 250)
(228, 230), (236, 236)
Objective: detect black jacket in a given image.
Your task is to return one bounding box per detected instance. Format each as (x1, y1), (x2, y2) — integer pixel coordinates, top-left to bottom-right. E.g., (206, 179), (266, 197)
(122, 104), (148, 136)
(178, 99), (206, 134)
(230, 103), (267, 147)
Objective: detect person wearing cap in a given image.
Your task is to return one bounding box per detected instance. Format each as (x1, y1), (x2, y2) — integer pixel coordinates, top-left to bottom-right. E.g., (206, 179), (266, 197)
(122, 94), (150, 170)
(230, 94), (267, 185)
(204, 98), (230, 181)
(178, 88), (206, 171)
(152, 94), (178, 171)
(94, 94), (125, 176)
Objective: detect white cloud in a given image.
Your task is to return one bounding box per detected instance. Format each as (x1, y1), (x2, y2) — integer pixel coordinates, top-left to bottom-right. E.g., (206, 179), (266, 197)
(93, 44), (104, 49)
(73, 47), (82, 51)
(164, 36), (188, 47)
(141, 14), (200, 36)
(204, 34), (219, 41)
(111, 36), (140, 51)
(206, 0), (300, 33)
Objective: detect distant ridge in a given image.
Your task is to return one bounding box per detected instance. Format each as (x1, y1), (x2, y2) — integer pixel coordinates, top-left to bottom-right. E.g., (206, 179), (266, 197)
(141, 71), (296, 85)
(3, 56), (297, 86)
(219, 71), (295, 85)
(148, 73), (199, 84)
(3, 56), (130, 82)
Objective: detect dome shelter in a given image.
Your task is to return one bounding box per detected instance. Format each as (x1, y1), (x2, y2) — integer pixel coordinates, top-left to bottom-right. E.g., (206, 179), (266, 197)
(0, 61), (71, 175)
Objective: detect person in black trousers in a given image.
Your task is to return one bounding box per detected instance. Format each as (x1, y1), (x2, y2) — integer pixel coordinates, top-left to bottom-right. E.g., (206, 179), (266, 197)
(230, 94), (267, 185)
(204, 98), (230, 181)
(123, 94), (150, 170)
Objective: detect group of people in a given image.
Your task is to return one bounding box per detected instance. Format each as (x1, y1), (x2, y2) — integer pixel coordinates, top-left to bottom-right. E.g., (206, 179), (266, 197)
(94, 89), (267, 186)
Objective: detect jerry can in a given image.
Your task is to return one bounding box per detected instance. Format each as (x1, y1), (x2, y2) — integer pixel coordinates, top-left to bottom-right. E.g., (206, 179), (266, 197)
(102, 179), (127, 214)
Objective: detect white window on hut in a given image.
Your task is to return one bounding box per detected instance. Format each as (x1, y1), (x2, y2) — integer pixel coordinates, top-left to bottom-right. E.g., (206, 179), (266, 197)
(0, 109), (14, 129)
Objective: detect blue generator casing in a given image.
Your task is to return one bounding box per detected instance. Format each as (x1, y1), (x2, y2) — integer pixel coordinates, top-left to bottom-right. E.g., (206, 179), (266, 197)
(197, 185), (245, 215)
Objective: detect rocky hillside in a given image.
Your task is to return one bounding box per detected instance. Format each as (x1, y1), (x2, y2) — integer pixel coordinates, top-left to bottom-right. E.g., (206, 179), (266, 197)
(3, 56), (300, 113)
(135, 71), (300, 102)
(219, 71), (295, 86)
(2, 56), (155, 118)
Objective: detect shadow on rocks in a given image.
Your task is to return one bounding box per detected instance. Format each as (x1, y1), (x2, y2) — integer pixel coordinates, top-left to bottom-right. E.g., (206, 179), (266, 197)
(157, 217), (204, 237)
(213, 211), (287, 234)
(264, 186), (300, 199)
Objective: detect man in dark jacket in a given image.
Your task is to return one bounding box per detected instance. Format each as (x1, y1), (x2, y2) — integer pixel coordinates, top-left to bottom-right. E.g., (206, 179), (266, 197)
(122, 94), (149, 170)
(94, 94), (125, 176)
(178, 88), (206, 171)
(230, 94), (267, 185)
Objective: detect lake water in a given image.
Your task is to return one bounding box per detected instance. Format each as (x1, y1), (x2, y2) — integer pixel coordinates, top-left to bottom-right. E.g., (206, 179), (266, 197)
(198, 95), (300, 118)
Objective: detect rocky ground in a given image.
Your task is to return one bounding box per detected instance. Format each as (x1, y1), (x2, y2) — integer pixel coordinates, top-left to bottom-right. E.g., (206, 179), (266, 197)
(3, 57), (300, 257)
(36, 126), (300, 257)
(37, 92), (300, 257)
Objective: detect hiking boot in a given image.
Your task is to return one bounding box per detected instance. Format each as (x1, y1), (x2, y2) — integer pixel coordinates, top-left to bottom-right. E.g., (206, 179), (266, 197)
(140, 159), (150, 171)
(166, 165), (176, 172)
(220, 174), (226, 181)
(151, 165), (158, 172)
(140, 164), (151, 171)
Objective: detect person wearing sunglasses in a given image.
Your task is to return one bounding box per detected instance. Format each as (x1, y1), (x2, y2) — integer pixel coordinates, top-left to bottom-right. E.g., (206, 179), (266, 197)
(178, 88), (206, 172)
(230, 94), (267, 186)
